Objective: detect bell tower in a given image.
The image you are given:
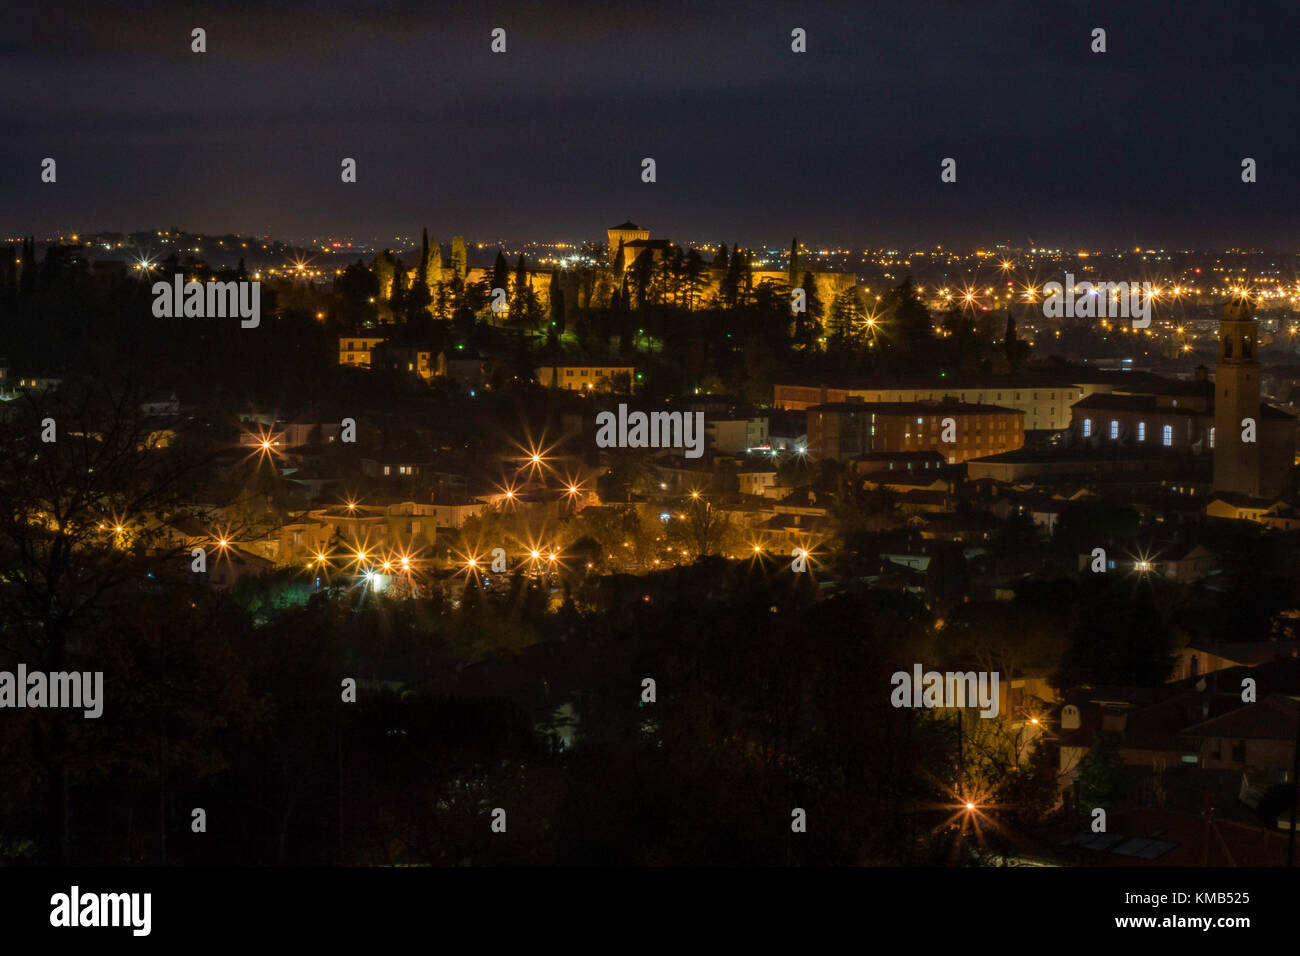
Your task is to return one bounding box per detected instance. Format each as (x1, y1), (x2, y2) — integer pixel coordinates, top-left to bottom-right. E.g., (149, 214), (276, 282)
(1212, 297), (1261, 496)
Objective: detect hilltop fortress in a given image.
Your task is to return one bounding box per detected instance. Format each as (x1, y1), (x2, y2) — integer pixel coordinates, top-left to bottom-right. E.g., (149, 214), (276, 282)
(604, 220), (857, 308)
(384, 221), (857, 318)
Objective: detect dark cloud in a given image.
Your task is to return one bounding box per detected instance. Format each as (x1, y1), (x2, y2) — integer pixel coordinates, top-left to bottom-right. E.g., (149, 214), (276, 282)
(2, 0), (1298, 247)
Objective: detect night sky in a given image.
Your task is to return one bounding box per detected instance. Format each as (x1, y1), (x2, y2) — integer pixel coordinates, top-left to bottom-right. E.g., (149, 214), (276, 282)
(3, 0), (1298, 248)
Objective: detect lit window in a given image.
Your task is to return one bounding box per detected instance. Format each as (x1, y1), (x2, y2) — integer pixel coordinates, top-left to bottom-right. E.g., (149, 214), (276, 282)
(1162, 425), (1173, 447)
(1137, 421), (1146, 442)
(1109, 420), (1119, 439)
(1082, 418), (1092, 437)
(1209, 427), (1215, 449)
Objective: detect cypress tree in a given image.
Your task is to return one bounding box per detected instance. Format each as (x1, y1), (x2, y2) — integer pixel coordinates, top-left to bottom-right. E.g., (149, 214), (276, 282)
(683, 247), (706, 311)
(424, 234), (442, 287)
(371, 250), (396, 299)
(794, 271), (823, 349)
(450, 236), (468, 282)
(512, 254), (529, 320)
(549, 270), (565, 333)
(722, 245), (742, 307)
(390, 257), (407, 312)
(491, 250), (510, 293)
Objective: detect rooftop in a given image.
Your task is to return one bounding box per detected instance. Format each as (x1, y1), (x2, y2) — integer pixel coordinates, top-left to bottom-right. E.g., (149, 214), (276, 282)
(807, 400), (1023, 416)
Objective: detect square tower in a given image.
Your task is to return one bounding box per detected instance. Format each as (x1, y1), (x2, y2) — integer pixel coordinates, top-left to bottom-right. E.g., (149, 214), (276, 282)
(1212, 298), (1261, 496)
(607, 221), (649, 265)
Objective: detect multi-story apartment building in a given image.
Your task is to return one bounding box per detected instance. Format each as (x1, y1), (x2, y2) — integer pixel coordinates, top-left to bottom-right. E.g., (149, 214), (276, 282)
(775, 373), (1130, 431)
(535, 362), (636, 391)
(806, 399), (1024, 463)
(338, 335), (386, 368)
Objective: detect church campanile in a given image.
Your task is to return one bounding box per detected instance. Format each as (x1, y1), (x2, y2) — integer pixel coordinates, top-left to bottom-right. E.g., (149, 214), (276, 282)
(1212, 297), (1261, 496)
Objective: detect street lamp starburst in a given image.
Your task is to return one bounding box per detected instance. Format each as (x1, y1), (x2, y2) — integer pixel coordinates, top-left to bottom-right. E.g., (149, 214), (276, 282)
(243, 426), (285, 464)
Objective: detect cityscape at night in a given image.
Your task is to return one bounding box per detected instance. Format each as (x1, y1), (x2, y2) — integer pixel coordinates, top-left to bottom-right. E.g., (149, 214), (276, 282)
(2, 0), (1298, 940)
